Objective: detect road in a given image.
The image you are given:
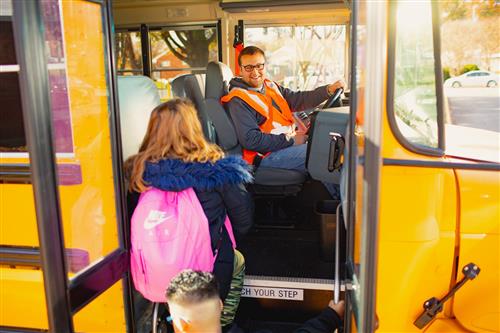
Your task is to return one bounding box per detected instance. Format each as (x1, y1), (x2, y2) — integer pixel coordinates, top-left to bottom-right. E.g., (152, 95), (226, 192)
(444, 87), (500, 133)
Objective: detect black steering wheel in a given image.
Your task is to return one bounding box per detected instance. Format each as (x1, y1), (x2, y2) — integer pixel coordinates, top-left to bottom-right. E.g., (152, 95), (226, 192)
(322, 88), (343, 109)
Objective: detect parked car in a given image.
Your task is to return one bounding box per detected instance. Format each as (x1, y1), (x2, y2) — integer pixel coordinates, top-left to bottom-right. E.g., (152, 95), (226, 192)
(445, 70), (498, 88)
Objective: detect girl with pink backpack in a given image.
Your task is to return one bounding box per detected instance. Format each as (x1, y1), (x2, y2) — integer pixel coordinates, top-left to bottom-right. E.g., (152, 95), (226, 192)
(126, 98), (253, 329)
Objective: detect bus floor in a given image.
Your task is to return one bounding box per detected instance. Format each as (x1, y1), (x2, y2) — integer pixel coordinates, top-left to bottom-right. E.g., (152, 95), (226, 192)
(237, 228), (336, 279)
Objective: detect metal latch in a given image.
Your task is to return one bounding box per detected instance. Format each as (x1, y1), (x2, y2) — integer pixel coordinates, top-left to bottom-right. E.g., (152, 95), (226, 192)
(414, 263), (480, 329)
(328, 132), (345, 172)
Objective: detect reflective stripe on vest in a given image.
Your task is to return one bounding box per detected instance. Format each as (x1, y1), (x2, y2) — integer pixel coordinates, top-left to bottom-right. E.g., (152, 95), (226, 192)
(221, 79), (294, 165)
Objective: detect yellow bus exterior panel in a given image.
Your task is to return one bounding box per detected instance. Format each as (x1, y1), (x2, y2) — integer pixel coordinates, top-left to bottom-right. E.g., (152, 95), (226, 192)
(0, 267), (126, 331)
(453, 169), (500, 332)
(454, 234), (499, 332)
(455, 169), (500, 235)
(0, 268), (48, 329)
(425, 318), (471, 332)
(376, 167), (457, 332)
(73, 279), (127, 333)
(0, 184), (38, 246)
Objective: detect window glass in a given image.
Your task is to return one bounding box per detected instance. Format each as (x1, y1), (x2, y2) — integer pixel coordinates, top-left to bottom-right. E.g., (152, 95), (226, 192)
(149, 27), (218, 100)
(440, 1), (499, 163)
(115, 30), (142, 74)
(47, 0), (120, 275)
(42, 0), (73, 154)
(0, 17), (26, 153)
(0, 1), (73, 155)
(244, 25), (346, 90)
(393, 1), (438, 148)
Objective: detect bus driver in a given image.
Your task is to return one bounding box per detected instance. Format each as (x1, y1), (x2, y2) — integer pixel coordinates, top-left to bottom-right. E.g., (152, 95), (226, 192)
(222, 46), (345, 198)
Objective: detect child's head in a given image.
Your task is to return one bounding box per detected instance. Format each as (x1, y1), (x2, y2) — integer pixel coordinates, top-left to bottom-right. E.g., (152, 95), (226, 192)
(128, 98), (224, 192)
(166, 270), (223, 333)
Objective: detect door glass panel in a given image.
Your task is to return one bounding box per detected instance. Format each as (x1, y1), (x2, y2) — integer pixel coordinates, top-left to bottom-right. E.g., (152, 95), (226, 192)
(40, 0), (120, 277)
(393, 1), (438, 148)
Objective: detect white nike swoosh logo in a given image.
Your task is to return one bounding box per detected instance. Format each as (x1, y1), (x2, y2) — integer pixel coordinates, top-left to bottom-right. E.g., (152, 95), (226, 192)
(143, 214), (173, 230)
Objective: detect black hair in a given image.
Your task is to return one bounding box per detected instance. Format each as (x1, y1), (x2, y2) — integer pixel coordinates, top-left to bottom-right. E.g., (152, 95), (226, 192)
(166, 270), (219, 304)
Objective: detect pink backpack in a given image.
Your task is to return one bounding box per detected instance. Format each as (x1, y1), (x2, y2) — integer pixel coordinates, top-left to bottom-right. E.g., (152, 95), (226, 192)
(130, 187), (235, 302)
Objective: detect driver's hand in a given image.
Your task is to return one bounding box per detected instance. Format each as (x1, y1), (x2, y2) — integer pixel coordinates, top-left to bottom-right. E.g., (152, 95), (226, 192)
(294, 132), (308, 145)
(327, 80), (346, 95)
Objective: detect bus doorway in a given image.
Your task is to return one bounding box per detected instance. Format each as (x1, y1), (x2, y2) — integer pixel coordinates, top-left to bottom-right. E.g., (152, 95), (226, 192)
(1, 1), (133, 331)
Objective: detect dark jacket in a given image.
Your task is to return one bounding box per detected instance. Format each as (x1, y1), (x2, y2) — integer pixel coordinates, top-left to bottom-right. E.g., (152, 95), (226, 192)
(294, 307), (343, 333)
(225, 307), (342, 333)
(226, 78), (330, 153)
(143, 155), (254, 299)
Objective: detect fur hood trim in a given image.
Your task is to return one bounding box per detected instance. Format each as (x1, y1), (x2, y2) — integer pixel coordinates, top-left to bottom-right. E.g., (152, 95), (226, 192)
(143, 155), (253, 191)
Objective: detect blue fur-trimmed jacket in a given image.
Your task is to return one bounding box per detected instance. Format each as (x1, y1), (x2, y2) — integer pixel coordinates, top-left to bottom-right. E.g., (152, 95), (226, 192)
(142, 155), (254, 299)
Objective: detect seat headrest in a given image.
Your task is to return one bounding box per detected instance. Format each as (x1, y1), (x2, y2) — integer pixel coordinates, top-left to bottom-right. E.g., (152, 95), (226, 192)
(117, 75), (161, 160)
(205, 61), (234, 99)
(171, 74), (190, 98)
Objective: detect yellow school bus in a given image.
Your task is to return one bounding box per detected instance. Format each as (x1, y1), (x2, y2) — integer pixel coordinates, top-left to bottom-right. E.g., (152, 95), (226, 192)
(0, 0), (498, 332)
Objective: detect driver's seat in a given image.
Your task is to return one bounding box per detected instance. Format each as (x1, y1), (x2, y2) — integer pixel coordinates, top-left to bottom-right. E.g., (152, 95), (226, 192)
(204, 61), (306, 195)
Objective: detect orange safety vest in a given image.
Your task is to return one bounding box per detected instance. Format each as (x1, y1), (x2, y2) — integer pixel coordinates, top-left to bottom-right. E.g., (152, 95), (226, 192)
(221, 79), (294, 165)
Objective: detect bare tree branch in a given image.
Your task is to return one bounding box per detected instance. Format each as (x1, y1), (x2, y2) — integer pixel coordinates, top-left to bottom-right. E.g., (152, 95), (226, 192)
(162, 31), (184, 50)
(164, 37), (187, 62)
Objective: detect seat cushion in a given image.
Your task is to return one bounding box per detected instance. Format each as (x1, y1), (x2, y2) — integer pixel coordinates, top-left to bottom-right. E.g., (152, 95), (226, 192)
(254, 167), (306, 186)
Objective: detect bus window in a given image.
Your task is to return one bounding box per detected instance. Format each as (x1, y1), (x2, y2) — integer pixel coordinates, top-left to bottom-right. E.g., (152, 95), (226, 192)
(0, 1), (73, 157)
(115, 30), (142, 76)
(149, 25), (219, 99)
(115, 24), (219, 100)
(0, 9), (26, 153)
(439, 1), (499, 163)
(392, 1), (439, 150)
(244, 25), (346, 91)
(150, 25), (219, 79)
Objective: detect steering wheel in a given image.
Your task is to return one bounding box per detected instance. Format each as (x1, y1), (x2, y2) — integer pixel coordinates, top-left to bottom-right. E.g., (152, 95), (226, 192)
(322, 88), (344, 109)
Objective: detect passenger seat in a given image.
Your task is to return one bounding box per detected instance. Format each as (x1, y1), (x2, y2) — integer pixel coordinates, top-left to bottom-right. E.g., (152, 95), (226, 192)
(118, 75), (161, 160)
(172, 73), (216, 143)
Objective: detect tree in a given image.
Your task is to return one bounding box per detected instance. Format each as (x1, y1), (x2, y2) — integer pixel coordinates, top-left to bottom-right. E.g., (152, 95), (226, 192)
(459, 64), (480, 75)
(441, 20), (470, 73)
(477, 17), (500, 70)
(116, 32), (141, 71)
(161, 29), (216, 71)
(441, 0), (469, 21)
(477, 0), (500, 18)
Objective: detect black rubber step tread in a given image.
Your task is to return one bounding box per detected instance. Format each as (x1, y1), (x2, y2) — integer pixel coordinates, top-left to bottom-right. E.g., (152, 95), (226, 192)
(238, 229), (335, 279)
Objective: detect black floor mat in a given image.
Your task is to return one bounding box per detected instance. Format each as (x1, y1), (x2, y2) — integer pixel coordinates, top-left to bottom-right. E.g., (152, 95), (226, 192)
(238, 229), (335, 279)
(243, 320), (301, 333)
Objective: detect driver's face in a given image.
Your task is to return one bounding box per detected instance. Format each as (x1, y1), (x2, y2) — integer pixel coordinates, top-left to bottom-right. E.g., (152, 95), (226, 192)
(240, 53), (266, 88)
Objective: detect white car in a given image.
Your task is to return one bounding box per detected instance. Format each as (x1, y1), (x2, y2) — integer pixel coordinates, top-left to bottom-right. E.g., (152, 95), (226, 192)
(445, 70), (498, 88)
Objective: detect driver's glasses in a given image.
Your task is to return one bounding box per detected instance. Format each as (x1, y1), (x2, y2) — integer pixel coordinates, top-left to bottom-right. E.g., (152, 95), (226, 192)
(241, 63), (265, 72)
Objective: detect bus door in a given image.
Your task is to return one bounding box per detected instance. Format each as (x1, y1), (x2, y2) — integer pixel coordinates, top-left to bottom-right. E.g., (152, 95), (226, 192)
(1, 1), (132, 332)
(343, 0), (386, 331)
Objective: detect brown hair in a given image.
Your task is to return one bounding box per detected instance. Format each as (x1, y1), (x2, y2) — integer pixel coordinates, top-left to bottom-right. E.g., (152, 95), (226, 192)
(238, 45), (266, 66)
(127, 98), (224, 192)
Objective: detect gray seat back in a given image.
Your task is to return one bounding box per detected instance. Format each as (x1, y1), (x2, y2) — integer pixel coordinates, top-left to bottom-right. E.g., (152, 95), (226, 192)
(204, 62), (241, 155)
(172, 74), (188, 98)
(172, 73), (215, 142)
